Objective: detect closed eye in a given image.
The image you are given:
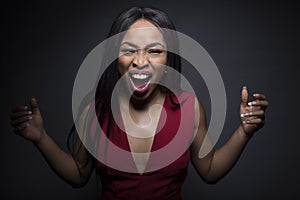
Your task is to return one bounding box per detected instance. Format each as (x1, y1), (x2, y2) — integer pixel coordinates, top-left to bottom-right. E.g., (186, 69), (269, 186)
(120, 48), (136, 55)
(147, 49), (164, 54)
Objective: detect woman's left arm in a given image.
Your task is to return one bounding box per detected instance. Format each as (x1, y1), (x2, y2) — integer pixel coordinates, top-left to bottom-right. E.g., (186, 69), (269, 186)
(190, 86), (268, 184)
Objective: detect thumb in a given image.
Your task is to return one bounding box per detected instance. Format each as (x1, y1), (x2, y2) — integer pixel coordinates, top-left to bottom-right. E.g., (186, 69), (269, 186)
(30, 97), (40, 114)
(241, 86), (248, 107)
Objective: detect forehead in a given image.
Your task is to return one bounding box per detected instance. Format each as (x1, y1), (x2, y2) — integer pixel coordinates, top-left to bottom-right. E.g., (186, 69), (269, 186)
(122, 19), (165, 47)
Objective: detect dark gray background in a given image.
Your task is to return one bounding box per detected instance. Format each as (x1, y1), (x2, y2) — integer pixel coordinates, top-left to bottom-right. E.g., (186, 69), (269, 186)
(2, 0), (299, 199)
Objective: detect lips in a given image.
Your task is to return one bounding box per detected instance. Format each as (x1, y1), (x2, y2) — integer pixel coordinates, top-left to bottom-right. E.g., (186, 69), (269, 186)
(128, 70), (152, 94)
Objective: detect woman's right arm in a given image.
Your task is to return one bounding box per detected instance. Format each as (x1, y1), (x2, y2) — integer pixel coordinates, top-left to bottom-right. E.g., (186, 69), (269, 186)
(10, 97), (94, 188)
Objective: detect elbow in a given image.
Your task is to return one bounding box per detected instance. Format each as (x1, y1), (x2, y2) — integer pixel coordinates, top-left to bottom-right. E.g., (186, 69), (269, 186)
(68, 176), (89, 189)
(69, 164), (93, 189)
(202, 174), (222, 184)
(70, 180), (87, 189)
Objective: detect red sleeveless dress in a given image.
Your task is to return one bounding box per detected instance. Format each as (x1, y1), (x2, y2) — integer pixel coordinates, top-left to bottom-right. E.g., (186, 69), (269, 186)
(90, 92), (195, 200)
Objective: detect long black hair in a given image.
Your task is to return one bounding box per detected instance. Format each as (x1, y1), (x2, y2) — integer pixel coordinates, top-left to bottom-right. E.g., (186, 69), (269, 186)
(67, 6), (182, 162)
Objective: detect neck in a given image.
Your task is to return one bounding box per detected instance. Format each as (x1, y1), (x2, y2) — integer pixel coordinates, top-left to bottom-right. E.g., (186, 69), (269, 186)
(119, 88), (165, 111)
(132, 89), (164, 110)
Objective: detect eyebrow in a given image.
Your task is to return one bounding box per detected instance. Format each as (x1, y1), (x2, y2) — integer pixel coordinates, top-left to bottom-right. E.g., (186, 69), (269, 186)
(120, 41), (165, 49)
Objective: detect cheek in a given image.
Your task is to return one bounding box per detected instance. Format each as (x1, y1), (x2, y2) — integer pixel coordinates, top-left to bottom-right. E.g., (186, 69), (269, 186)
(151, 55), (167, 65)
(152, 65), (166, 82)
(118, 57), (131, 75)
(162, 56), (167, 65)
(153, 56), (167, 74)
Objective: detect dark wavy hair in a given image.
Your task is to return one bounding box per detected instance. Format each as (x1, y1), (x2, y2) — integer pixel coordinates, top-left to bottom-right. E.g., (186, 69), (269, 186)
(67, 6), (182, 162)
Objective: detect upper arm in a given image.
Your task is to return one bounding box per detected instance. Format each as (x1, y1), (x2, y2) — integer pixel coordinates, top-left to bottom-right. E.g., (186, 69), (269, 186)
(72, 104), (95, 181)
(190, 96), (215, 178)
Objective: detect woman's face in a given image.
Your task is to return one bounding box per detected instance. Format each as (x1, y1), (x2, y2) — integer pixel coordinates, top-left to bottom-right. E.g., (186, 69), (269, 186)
(118, 19), (167, 100)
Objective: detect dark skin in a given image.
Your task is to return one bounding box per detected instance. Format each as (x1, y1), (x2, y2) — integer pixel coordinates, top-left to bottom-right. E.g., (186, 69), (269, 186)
(10, 19), (268, 187)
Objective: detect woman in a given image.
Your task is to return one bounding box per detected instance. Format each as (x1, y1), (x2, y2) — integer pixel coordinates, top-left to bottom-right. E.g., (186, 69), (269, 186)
(10, 6), (268, 200)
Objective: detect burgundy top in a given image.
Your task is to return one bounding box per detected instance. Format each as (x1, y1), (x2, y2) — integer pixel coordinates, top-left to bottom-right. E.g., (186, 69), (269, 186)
(90, 92), (195, 200)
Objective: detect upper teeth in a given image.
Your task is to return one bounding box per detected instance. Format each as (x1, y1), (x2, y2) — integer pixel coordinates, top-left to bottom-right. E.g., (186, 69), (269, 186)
(132, 74), (149, 79)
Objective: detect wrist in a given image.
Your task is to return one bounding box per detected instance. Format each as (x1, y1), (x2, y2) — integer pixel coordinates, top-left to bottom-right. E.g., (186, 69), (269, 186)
(34, 129), (47, 147)
(238, 125), (253, 141)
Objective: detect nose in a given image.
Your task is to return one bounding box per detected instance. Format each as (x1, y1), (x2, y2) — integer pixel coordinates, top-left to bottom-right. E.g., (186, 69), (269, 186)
(133, 49), (149, 67)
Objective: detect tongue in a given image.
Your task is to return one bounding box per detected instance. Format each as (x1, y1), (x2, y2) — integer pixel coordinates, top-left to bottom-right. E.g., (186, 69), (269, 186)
(133, 78), (149, 88)
(130, 77), (151, 93)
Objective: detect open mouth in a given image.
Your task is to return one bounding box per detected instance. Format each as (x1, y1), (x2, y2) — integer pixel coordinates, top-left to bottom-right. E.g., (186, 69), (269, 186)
(129, 70), (152, 94)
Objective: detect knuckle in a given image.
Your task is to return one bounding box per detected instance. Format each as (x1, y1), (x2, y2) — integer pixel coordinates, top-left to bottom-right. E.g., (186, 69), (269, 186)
(256, 110), (264, 115)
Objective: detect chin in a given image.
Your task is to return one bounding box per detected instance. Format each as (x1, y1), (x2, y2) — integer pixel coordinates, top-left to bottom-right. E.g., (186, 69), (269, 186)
(132, 85), (157, 100)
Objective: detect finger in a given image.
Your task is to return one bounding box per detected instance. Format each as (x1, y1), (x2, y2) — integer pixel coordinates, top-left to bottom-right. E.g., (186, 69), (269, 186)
(253, 93), (266, 100)
(242, 118), (264, 124)
(14, 122), (29, 132)
(30, 97), (40, 114)
(11, 116), (32, 127)
(241, 86), (248, 107)
(10, 110), (32, 120)
(11, 106), (29, 113)
(240, 110), (264, 118)
(241, 115), (258, 122)
(241, 114), (260, 120)
(247, 100), (269, 107)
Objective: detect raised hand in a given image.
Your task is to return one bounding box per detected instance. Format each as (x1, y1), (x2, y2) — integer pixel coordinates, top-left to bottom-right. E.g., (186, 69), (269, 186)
(10, 97), (45, 143)
(240, 86), (268, 137)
